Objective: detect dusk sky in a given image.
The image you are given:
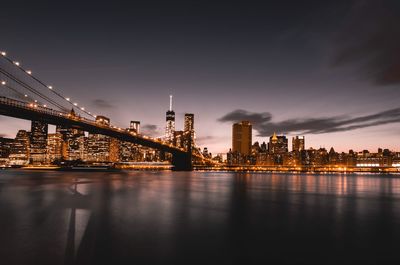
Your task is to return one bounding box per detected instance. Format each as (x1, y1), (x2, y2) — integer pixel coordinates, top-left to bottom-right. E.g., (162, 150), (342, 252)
(1, 0), (400, 153)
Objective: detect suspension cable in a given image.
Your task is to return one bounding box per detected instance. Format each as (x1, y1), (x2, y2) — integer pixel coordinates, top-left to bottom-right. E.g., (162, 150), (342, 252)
(0, 51), (96, 118)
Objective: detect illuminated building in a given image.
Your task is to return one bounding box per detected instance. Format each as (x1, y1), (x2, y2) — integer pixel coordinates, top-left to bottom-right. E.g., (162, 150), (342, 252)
(130, 121), (140, 134)
(202, 147), (210, 158)
(183, 113), (195, 150)
(0, 137), (13, 159)
(30, 120), (48, 164)
(46, 133), (63, 163)
(9, 130), (30, 166)
(67, 132), (86, 161)
(0, 137), (13, 166)
(292, 136), (305, 152)
(87, 115), (117, 162)
(232, 121), (252, 156)
(165, 95), (175, 143)
(109, 138), (120, 162)
(56, 111), (87, 162)
(268, 133), (288, 154)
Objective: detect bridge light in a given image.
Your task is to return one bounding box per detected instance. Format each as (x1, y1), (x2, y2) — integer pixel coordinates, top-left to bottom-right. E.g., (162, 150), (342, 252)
(73, 103), (78, 106)
(1, 81), (5, 85)
(80, 107), (85, 110)
(65, 97), (70, 101)
(0, 51), (6, 56)
(13, 61), (20, 66)
(43, 104), (47, 107)
(26, 70), (32, 75)
(24, 94), (28, 97)
(48, 86), (53, 89)
(34, 100), (38, 103)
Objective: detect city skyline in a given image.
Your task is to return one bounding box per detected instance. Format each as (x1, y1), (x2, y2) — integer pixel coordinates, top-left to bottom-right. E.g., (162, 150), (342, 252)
(1, 1), (400, 153)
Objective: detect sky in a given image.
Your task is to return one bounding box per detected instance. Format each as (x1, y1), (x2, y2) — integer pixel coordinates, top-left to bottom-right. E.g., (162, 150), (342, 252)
(0, 0), (400, 154)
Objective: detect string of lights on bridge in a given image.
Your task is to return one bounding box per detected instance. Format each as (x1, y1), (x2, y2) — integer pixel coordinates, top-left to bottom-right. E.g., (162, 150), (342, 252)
(0, 50), (97, 119)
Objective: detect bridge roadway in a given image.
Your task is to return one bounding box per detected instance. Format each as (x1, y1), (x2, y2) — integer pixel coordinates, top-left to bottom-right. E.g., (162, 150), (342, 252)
(0, 96), (193, 170)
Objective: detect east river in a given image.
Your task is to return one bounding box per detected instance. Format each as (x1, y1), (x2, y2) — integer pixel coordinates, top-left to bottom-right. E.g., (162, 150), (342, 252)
(1, 170), (400, 265)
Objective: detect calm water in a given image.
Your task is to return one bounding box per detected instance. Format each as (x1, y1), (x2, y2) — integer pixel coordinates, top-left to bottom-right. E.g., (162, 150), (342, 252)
(0, 170), (400, 265)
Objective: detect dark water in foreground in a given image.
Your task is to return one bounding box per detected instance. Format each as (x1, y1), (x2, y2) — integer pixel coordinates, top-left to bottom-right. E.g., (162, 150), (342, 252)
(1, 170), (400, 265)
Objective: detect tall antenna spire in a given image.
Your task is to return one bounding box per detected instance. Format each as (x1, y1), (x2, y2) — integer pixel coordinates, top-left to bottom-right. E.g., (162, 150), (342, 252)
(169, 94), (173, 111)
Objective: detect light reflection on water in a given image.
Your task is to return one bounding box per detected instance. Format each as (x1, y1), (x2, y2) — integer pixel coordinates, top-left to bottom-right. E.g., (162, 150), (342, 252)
(0, 170), (400, 265)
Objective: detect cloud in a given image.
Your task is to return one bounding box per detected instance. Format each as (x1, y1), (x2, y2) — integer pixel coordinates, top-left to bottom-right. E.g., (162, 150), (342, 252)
(92, 99), (114, 109)
(332, 0), (400, 85)
(218, 108), (400, 136)
(218, 109), (272, 124)
(141, 124), (162, 137)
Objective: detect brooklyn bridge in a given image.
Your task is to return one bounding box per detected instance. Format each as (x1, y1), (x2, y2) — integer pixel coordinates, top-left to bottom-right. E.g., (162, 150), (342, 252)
(0, 51), (210, 170)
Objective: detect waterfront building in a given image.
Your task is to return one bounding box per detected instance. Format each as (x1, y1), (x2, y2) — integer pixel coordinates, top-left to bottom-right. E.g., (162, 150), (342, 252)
(268, 133), (288, 154)
(87, 133), (110, 162)
(232, 121), (252, 156)
(202, 147), (210, 158)
(0, 137), (13, 159)
(46, 133), (63, 163)
(109, 138), (120, 163)
(9, 130), (30, 166)
(30, 120), (48, 164)
(183, 113), (195, 150)
(87, 115), (121, 163)
(165, 95), (175, 143)
(56, 123), (87, 162)
(292, 136), (305, 152)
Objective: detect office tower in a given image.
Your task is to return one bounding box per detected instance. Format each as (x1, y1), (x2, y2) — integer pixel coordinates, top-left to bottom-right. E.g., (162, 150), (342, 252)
(268, 133), (288, 154)
(87, 115), (116, 162)
(109, 138), (120, 162)
(0, 137), (13, 159)
(165, 95), (175, 143)
(56, 119), (86, 162)
(30, 120), (48, 164)
(202, 147), (210, 158)
(232, 121), (252, 156)
(67, 132), (86, 161)
(292, 136), (305, 152)
(87, 134), (110, 162)
(183, 113), (195, 150)
(9, 130), (30, 166)
(46, 133), (63, 163)
(130, 121), (140, 134)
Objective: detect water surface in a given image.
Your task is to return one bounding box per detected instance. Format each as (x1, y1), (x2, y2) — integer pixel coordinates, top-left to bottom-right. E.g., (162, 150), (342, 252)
(0, 170), (399, 265)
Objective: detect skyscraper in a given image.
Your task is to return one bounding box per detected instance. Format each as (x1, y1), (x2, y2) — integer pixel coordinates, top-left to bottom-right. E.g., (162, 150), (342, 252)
(0, 137), (12, 159)
(183, 113), (195, 150)
(165, 95), (175, 143)
(46, 133), (63, 163)
(268, 133), (288, 154)
(292, 136), (305, 152)
(30, 120), (48, 164)
(87, 116), (113, 162)
(9, 130), (30, 166)
(232, 121), (252, 156)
